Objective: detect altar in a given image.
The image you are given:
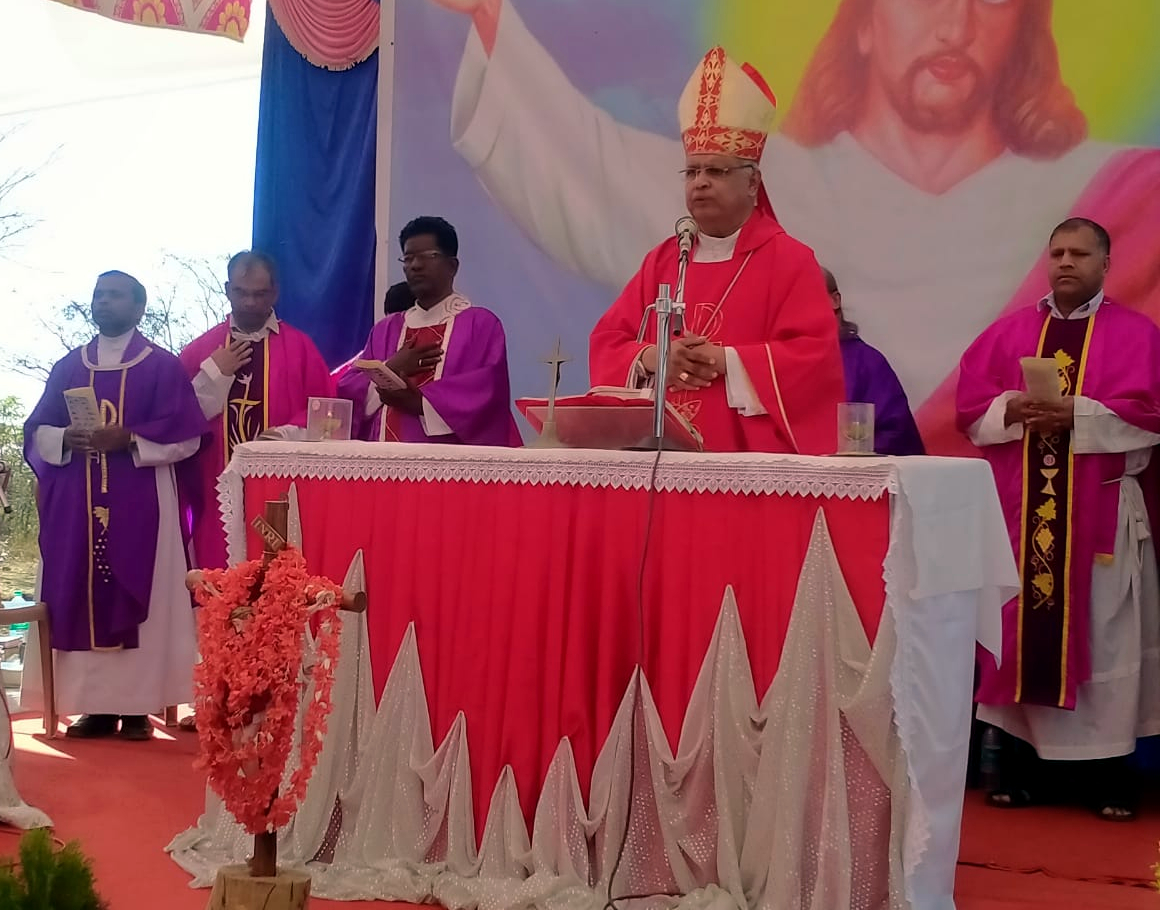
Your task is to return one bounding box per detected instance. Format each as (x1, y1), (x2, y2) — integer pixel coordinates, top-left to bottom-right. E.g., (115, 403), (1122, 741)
(169, 442), (1017, 910)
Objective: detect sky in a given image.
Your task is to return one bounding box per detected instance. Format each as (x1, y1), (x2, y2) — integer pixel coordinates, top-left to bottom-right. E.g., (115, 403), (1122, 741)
(0, 0), (267, 410)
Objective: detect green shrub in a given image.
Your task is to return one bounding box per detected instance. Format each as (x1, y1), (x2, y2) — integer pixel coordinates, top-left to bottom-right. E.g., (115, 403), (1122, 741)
(0, 828), (107, 909)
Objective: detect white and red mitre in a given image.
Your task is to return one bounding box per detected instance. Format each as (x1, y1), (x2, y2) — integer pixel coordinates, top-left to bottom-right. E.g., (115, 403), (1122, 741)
(678, 46), (778, 161)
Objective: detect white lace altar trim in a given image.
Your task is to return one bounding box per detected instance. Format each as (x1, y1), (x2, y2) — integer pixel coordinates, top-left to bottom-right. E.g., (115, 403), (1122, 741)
(222, 441), (898, 493)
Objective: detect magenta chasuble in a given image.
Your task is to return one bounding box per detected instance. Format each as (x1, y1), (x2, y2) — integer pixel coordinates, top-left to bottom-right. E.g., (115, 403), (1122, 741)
(957, 302), (1160, 708)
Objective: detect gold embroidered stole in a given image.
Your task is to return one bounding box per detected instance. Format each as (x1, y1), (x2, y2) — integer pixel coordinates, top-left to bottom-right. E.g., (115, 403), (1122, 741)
(223, 332), (270, 464)
(1015, 312), (1095, 706)
(83, 343), (152, 650)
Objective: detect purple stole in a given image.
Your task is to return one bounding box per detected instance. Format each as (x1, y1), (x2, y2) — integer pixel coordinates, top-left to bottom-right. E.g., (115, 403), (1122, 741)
(1015, 316), (1095, 707)
(223, 331), (269, 464)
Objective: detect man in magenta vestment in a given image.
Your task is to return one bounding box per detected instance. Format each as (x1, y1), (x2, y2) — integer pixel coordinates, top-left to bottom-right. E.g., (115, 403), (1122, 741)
(24, 271), (207, 741)
(956, 219), (1160, 819)
(179, 251), (334, 571)
(337, 217), (521, 446)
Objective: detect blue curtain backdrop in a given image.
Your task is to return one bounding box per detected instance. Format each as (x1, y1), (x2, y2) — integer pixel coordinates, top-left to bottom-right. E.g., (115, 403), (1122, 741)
(252, 3), (378, 367)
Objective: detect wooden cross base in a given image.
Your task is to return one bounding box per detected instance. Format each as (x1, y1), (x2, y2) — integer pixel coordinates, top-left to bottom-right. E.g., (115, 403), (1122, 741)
(207, 865), (311, 910)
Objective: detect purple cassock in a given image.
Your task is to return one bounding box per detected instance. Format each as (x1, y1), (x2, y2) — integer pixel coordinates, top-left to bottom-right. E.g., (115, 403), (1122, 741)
(24, 332), (207, 652)
(840, 334), (925, 456)
(337, 298), (522, 446)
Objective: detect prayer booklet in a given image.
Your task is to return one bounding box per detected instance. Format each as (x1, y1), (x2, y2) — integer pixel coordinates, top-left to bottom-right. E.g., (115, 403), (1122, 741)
(63, 387), (102, 431)
(355, 359), (407, 391)
(1020, 357), (1063, 401)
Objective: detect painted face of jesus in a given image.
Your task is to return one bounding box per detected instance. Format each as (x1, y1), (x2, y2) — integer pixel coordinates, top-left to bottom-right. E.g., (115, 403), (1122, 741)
(858, 0), (1022, 134)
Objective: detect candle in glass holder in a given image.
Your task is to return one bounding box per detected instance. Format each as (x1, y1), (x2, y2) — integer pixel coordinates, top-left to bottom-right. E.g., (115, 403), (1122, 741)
(837, 402), (875, 455)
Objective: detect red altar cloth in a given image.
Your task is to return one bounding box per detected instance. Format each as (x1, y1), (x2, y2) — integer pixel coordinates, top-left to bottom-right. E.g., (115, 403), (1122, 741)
(241, 473), (889, 834)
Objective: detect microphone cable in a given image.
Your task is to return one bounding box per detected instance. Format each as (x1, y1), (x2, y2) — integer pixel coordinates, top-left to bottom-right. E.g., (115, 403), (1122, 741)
(603, 435), (681, 910)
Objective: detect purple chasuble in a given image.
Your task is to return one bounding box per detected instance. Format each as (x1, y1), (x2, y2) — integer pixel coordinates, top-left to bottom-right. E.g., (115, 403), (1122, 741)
(840, 335), (925, 456)
(337, 303), (522, 446)
(24, 332), (207, 651)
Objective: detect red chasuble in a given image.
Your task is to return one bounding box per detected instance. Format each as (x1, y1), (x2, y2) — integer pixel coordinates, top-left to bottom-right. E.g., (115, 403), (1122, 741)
(589, 210), (844, 454)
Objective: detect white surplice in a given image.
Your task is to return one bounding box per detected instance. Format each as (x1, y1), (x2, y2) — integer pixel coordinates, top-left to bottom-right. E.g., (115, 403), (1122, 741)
(33, 330), (200, 716)
(969, 295), (1160, 759)
(445, 0), (1120, 409)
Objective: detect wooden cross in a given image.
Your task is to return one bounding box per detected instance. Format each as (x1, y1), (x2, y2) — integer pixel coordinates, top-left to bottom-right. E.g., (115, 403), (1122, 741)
(185, 498), (366, 886)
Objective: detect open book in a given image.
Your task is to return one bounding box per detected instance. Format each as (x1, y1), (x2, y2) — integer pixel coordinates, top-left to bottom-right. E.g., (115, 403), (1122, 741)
(354, 359), (407, 391)
(517, 387), (703, 451)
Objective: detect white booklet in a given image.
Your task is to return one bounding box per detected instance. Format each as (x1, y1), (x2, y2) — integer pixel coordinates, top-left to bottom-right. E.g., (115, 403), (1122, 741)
(354, 359), (407, 391)
(63, 387), (102, 431)
(1020, 357), (1062, 401)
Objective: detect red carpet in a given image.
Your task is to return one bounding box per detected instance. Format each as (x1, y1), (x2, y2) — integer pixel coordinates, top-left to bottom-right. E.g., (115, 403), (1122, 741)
(3, 716), (1157, 908)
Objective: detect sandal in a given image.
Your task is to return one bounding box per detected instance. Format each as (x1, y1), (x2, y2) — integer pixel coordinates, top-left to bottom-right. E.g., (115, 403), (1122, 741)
(988, 788), (1034, 809)
(1097, 803), (1136, 822)
(178, 714), (198, 732)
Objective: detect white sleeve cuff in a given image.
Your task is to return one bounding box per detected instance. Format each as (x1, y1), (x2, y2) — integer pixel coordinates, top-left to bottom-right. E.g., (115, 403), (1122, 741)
(364, 385), (383, 419)
(34, 426), (71, 466)
(1072, 395), (1160, 454)
(201, 356), (224, 381)
(968, 392), (1023, 447)
(193, 356), (232, 419)
(420, 397), (454, 437)
(131, 436), (200, 468)
(629, 348), (654, 390)
(723, 348), (767, 417)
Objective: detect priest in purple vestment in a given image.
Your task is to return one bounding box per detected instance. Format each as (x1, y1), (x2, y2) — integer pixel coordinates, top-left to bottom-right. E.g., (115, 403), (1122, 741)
(24, 271), (207, 741)
(956, 219), (1160, 820)
(824, 269), (924, 456)
(337, 216), (522, 446)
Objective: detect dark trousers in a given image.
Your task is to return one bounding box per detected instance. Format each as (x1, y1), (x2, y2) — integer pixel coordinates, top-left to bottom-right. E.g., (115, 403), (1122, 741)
(996, 728), (1137, 807)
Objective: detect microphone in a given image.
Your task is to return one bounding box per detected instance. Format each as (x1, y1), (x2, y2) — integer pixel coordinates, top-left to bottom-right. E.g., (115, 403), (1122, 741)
(675, 216), (698, 260)
(672, 218), (697, 339)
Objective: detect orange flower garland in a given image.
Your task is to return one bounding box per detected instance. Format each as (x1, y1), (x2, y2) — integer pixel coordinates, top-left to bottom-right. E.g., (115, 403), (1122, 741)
(191, 547), (342, 834)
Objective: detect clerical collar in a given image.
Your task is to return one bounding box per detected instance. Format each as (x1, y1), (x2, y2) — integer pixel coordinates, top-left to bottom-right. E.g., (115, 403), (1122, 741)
(230, 312), (281, 341)
(1037, 289), (1104, 321)
(694, 226), (742, 264)
(405, 292), (472, 327)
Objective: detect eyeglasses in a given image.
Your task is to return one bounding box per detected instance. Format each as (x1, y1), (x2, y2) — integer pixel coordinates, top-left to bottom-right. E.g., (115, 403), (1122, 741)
(679, 164), (755, 181)
(398, 251), (446, 266)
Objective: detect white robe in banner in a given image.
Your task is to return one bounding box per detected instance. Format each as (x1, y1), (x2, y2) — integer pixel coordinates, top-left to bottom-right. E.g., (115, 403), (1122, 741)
(32, 331), (200, 717)
(445, 0), (1120, 408)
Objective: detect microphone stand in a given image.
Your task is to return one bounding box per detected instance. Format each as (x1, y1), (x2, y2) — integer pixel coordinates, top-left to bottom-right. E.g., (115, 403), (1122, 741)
(627, 284), (685, 451)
